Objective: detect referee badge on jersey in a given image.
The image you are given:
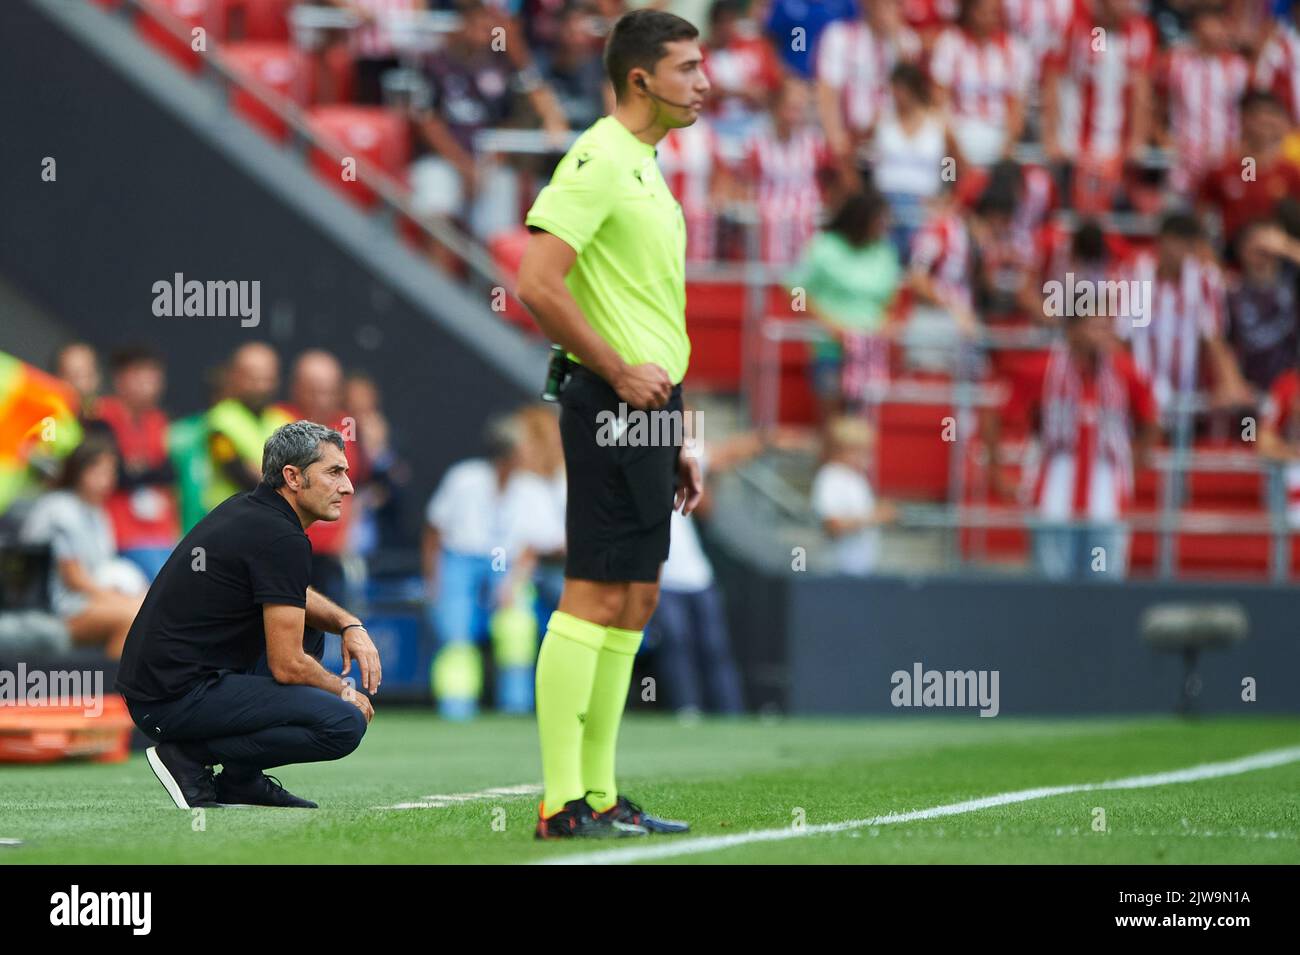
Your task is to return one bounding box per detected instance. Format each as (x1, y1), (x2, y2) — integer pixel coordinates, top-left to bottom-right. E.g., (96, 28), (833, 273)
(636, 157), (657, 190)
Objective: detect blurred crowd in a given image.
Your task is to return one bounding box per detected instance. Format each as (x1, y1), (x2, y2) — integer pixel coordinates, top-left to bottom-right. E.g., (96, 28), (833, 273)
(309, 0), (1300, 585)
(0, 341), (409, 660)
(300, 0), (1300, 257)
(17, 0), (1300, 702)
(0, 342), (745, 716)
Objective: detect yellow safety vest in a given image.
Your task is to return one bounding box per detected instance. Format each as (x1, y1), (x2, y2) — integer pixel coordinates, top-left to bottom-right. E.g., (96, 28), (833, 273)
(204, 399), (293, 511)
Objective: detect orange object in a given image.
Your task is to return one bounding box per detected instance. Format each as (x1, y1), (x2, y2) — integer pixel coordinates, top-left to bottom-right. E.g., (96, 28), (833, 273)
(0, 693), (136, 764)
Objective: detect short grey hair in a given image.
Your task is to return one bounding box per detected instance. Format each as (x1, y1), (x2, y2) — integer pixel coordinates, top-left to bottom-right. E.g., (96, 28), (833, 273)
(262, 420), (345, 489)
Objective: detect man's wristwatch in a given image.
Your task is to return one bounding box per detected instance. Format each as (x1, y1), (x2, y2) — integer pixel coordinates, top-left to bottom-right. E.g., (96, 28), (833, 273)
(341, 622), (366, 636)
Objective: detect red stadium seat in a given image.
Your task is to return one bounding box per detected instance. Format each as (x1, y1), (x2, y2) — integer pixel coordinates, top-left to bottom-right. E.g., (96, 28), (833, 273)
(1132, 523), (1273, 579)
(221, 41), (309, 141)
(1128, 521), (1157, 575)
(1177, 529), (1271, 577)
(214, 0), (249, 37)
(765, 284), (823, 418)
(318, 43), (358, 104)
(305, 105), (410, 208)
(682, 281), (840, 398)
(683, 281), (745, 390)
(1186, 467), (1264, 511)
(1177, 459), (1270, 576)
(958, 439), (1029, 563)
(876, 379), (955, 500)
(487, 227), (540, 334)
(1017, 461), (1268, 578)
(1128, 448), (1271, 577)
(1131, 464), (1160, 509)
(241, 0), (292, 41)
(135, 0), (212, 73)
(765, 284), (801, 318)
(772, 315), (818, 422)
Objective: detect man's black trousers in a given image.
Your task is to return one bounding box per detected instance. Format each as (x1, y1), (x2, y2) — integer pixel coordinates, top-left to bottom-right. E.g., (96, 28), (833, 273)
(124, 640), (366, 775)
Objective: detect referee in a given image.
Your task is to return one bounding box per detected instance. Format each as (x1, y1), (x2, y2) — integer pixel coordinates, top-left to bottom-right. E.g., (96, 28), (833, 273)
(517, 9), (708, 839)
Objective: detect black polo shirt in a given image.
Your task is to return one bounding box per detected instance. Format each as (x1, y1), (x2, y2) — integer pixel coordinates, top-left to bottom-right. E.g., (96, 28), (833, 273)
(116, 482), (313, 703)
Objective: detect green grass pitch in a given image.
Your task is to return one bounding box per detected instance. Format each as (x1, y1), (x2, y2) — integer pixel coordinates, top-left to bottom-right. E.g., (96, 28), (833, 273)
(2, 713), (1298, 864)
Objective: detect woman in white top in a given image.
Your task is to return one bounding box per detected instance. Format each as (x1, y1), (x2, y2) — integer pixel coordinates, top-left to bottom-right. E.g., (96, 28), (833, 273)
(870, 62), (957, 263)
(20, 435), (148, 658)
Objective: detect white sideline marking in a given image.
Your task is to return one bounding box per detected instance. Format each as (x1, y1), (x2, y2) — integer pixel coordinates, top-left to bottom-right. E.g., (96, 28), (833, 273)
(380, 783), (540, 810)
(537, 745), (1300, 865)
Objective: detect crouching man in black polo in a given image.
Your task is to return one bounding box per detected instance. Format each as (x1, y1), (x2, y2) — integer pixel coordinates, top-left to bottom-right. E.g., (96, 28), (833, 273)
(116, 420), (381, 809)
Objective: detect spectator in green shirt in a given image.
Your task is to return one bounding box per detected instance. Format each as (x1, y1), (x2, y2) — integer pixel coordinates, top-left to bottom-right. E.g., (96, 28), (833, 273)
(787, 187), (902, 421)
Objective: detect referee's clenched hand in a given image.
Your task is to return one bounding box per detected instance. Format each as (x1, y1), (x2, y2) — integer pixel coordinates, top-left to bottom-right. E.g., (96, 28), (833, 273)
(612, 361), (673, 410)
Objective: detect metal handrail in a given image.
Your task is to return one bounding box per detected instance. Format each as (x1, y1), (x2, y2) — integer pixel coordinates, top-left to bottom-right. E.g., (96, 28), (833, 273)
(898, 504), (1287, 536)
(745, 310), (1294, 578)
(901, 498), (1294, 582)
(474, 128), (577, 155)
(464, 128), (1173, 238)
(287, 6), (462, 49)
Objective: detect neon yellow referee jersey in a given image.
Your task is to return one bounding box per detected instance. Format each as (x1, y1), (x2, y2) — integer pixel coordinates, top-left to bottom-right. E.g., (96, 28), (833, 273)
(525, 115), (690, 384)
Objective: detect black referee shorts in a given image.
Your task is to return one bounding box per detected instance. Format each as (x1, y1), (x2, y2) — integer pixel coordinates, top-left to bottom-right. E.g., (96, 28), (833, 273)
(559, 365), (684, 583)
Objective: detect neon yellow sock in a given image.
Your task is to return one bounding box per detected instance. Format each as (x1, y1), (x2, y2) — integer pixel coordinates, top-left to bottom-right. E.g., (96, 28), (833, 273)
(582, 625), (643, 813)
(535, 611), (605, 818)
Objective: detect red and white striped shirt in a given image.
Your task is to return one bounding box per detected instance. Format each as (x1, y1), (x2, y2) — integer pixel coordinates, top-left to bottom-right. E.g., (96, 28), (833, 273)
(1254, 20), (1300, 124)
(928, 27), (1031, 127)
(352, 0), (423, 60)
(816, 18), (922, 134)
(745, 124), (828, 265)
(1122, 253), (1226, 417)
(659, 119), (721, 264)
(910, 209), (973, 312)
(1010, 343), (1157, 519)
(1044, 11), (1156, 161)
(1161, 45), (1251, 189)
(1001, 0), (1077, 81)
